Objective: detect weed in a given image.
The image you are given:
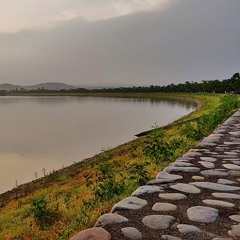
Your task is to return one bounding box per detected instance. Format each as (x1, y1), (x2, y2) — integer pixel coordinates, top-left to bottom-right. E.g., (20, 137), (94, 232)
(127, 161), (150, 185)
(64, 193), (72, 210)
(30, 194), (60, 229)
(143, 129), (182, 163)
(84, 161), (125, 201)
(181, 94), (239, 141)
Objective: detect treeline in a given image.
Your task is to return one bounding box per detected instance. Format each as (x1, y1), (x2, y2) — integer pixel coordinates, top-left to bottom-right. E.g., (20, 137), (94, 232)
(1, 72), (240, 95)
(87, 72), (239, 94)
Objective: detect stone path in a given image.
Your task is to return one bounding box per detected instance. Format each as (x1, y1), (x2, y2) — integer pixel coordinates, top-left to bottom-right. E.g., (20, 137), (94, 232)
(70, 110), (240, 240)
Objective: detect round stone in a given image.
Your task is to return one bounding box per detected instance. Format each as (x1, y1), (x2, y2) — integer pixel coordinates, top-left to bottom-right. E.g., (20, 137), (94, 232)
(177, 224), (202, 234)
(192, 148), (210, 152)
(190, 182), (240, 191)
(192, 176), (205, 180)
(142, 215), (176, 229)
(187, 206), (219, 223)
(121, 227), (142, 239)
(223, 158), (240, 161)
(161, 235), (182, 240)
(216, 155), (237, 158)
(111, 197), (147, 212)
(198, 161), (215, 168)
(229, 170), (240, 177)
(159, 193), (187, 200)
(147, 179), (174, 185)
(177, 157), (194, 160)
(202, 199), (235, 207)
(228, 224), (240, 236)
(132, 185), (163, 196)
(183, 151), (202, 157)
(224, 151), (238, 155)
(213, 238), (232, 240)
(223, 164), (240, 170)
(217, 179), (236, 185)
(70, 227), (111, 240)
(156, 171), (183, 181)
(200, 157), (217, 162)
(232, 161), (240, 165)
(152, 203), (177, 211)
(200, 141), (217, 146)
(171, 162), (195, 167)
(229, 215), (240, 222)
(95, 213), (128, 227)
(212, 193), (240, 199)
(164, 166), (200, 173)
(229, 131), (240, 136)
(201, 170), (229, 177)
(170, 183), (201, 194)
(176, 159), (191, 162)
(225, 141), (240, 145)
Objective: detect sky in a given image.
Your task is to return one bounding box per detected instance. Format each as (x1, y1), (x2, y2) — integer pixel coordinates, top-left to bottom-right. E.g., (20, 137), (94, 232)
(0, 0), (239, 87)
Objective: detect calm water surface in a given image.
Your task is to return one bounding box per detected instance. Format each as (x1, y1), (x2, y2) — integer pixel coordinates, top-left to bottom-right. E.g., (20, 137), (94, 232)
(0, 96), (195, 193)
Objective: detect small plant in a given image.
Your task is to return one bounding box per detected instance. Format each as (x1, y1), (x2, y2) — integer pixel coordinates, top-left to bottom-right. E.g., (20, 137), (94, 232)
(64, 193), (72, 209)
(84, 161), (126, 201)
(181, 122), (199, 140)
(143, 129), (177, 163)
(127, 161), (150, 185)
(30, 193), (59, 229)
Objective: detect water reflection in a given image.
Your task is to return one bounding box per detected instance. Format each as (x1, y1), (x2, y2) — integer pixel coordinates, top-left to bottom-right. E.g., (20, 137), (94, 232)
(0, 96), (195, 193)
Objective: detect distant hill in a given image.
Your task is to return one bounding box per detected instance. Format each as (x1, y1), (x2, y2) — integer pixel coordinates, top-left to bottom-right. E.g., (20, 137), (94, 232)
(0, 82), (77, 91)
(27, 82), (77, 90)
(0, 84), (22, 90)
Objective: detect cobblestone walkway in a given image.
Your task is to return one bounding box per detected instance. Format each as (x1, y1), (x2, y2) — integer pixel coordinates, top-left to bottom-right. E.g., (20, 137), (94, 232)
(71, 110), (240, 240)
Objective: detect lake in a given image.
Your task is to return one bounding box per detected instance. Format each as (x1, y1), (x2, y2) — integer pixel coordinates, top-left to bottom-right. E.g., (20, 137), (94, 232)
(0, 96), (195, 193)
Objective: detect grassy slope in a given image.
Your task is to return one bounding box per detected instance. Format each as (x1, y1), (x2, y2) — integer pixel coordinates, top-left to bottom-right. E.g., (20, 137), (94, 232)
(0, 93), (227, 240)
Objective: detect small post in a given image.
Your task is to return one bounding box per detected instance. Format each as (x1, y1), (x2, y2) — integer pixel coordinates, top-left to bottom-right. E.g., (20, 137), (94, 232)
(42, 168), (46, 177)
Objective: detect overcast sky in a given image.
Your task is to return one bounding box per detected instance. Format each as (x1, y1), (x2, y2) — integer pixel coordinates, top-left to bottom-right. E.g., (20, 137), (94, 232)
(0, 0), (239, 87)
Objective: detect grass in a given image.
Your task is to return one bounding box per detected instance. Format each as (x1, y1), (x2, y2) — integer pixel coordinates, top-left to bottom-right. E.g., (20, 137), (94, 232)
(0, 93), (238, 240)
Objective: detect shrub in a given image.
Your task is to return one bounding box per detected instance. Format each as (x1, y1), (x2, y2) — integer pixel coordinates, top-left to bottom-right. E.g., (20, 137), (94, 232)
(127, 161), (150, 185)
(30, 194), (59, 229)
(181, 94), (239, 141)
(84, 161), (126, 201)
(143, 129), (182, 163)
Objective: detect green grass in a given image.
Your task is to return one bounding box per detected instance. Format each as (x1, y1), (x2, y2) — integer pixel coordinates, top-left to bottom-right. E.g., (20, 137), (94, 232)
(0, 93), (238, 240)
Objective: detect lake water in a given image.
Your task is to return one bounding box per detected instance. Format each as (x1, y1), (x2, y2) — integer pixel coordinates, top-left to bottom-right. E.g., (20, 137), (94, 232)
(0, 96), (195, 193)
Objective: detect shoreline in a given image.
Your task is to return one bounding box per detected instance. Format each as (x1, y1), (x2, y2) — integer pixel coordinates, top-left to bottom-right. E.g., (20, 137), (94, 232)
(136, 97), (202, 137)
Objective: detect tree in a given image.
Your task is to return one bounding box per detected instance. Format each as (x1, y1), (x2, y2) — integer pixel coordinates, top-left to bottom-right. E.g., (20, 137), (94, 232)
(231, 73), (240, 80)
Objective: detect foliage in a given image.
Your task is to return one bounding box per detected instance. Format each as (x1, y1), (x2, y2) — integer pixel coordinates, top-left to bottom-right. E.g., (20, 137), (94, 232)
(181, 94), (239, 141)
(30, 194), (60, 229)
(143, 129), (183, 163)
(127, 161), (150, 185)
(84, 160), (126, 201)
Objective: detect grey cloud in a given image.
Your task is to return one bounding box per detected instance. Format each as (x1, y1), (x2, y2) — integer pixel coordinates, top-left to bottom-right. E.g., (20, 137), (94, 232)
(0, 0), (239, 86)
